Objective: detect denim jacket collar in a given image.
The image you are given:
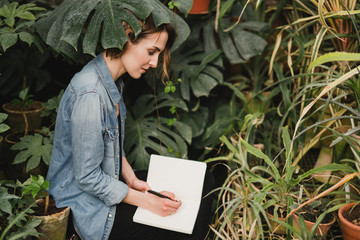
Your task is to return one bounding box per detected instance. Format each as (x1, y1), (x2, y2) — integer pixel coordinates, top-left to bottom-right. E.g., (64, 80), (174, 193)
(93, 53), (123, 105)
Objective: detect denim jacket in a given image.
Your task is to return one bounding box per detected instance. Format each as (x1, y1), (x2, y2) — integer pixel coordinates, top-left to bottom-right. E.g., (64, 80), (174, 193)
(46, 53), (129, 240)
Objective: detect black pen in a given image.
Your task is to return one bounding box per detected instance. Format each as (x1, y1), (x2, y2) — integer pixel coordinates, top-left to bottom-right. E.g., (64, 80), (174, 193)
(147, 190), (177, 202)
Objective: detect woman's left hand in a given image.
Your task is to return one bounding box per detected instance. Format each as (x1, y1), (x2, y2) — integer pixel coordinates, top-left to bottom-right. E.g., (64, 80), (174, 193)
(130, 178), (150, 192)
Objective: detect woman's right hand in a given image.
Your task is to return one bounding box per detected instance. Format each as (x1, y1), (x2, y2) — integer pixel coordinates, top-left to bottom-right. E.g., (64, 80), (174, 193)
(147, 191), (182, 217)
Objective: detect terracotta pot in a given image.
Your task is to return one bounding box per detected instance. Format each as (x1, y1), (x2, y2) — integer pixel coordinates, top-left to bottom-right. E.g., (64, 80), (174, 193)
(189, 0), (210, 14)
(312, 146), (340, 184)
(33, 199), (71, 240)
(338, 202), (360, 240)
(292, 213), (335, 237)
(2, 101), (44, 133)
(266, 211), (287, 235)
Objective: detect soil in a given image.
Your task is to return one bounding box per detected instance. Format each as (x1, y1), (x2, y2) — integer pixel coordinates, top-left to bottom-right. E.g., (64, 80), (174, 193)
(4, 101), (43, 112)
(300, 211), (334, 224)
(343, 204), (360, 226)
(32, 198), (67, 216)
(267, 205), (287, 218)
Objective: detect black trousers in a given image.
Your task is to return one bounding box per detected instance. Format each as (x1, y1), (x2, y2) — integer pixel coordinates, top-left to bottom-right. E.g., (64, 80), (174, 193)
(109, 170), (215, 240)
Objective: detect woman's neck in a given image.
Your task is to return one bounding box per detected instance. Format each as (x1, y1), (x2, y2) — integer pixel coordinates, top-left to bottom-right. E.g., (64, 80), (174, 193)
(102, 52), (126, 81)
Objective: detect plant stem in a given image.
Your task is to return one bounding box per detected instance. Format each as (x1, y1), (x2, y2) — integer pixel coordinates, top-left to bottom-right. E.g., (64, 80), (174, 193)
(22, 112), (29, 137)
(44, 192), (49, 215)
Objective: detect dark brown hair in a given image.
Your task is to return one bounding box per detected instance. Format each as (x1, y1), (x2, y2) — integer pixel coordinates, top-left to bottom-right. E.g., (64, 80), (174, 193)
(106, 15), (177, 82)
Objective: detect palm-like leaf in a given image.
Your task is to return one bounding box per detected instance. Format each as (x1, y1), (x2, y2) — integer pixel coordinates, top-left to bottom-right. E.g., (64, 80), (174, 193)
(172, 37), (224, 101)
(35, 0), (190, 60)
(125, 92), (190, 169)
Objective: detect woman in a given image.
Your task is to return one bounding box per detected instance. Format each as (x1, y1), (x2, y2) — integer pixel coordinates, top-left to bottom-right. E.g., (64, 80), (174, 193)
(47, 14), (213, 240)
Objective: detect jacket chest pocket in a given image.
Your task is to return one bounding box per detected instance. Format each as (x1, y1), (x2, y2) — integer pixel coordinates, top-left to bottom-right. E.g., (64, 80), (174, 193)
(103, 127), (117, 158)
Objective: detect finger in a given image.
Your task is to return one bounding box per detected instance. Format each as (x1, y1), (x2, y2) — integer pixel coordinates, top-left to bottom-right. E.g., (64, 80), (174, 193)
(160, 191), (176, 199)
(164, 199), (182, 209)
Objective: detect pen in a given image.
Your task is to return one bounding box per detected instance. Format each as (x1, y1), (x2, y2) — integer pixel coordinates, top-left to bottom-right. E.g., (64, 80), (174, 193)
(147, 190), (177, 202)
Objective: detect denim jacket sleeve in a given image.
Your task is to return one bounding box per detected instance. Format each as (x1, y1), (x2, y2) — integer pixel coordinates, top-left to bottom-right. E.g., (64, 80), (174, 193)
(70, 92), (128, 206)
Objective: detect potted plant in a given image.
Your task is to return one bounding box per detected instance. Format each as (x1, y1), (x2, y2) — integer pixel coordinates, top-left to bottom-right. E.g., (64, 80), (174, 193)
(206, 114), (271, 239)
(243, 126), (356, 236)
(0, 1), (50, 122)
(22, 175), (71, 240)
(2, 90), (63, 181)
(292, 197), (336, 237)
(2, 87), (45, 135)
(338, 201), (360, 240)
(0, 175), (50, 239)
(0, 175), (70, 240)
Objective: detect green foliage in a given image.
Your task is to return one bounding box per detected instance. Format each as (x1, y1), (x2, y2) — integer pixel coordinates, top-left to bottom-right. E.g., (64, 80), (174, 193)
(0, 1), (45, 52)
(174, 39), (224, 100)
(11, 128), (54, 172)
(41, 89), (64, 121)
(0, 112), (10, 133)
(167, 1), (179, 10)
(10, 87), (34, 110)
(0, 176), (49, 240)
(21, 175), (49, 199)
(216, 1), (269, 64)
(206, 114), (272, 239)
(35, 0), (190, 60)
(243, 126), (356, 214)
(125, 92), (191, 169)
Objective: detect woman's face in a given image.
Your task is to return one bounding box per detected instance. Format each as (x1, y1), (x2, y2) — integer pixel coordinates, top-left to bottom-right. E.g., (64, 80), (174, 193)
(120, 30), (168, 79)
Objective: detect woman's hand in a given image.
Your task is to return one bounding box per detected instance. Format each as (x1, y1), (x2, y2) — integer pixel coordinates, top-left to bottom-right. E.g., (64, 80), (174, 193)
(147, 191), (182, 217)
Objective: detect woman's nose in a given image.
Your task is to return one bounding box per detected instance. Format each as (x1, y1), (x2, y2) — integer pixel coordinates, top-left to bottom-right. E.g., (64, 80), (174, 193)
(149, 56), (159, 68)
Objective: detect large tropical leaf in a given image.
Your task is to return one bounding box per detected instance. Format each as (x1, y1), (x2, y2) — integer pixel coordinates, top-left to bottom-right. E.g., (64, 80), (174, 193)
(171, 26), (224, 101)
(35, 0), (190, 60)
(124, 92), (191, 169)
(219, 20), (269, 64)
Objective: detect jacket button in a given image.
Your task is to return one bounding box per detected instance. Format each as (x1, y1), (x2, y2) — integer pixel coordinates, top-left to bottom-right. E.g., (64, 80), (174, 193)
(115, 175), (118, 179)
(109, 214), (113, 218)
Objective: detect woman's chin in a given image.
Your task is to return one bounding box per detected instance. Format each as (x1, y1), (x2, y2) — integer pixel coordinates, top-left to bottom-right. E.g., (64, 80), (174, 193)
(129, 72), (142, 79)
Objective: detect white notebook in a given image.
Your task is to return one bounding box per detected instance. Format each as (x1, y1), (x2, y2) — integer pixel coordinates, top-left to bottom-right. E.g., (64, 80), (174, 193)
(133, 154), (207, 234)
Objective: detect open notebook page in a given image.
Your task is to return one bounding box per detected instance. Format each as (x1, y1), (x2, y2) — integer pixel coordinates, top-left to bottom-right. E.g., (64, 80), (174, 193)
(133, 154), (207, 234)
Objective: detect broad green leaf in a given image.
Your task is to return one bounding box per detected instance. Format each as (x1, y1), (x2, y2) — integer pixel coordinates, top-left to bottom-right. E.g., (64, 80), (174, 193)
(125, 93), (189, 169)
(41, 89), (64, 118)
(8, 218), (42, 240)
(174, 0), (193, 17)
(0, 2), (17, 27)
(174, 40), (223, 100)
(15, 11), (35, 20)
(218, 29), (245, 64)
(180, 107), (208, 138)
(219, 17), (268, 64)
(11, 133), (53, 172)
(232, 27), (267, 60)
(0, 112), (8, 122)
(190, 49), (223, 82)
(0, 122), (10, 133)
(18, 31), (34, 46)
(173, 120), (192, 144)
(0, 32), (17, 51)
(0, 187), (18, 214)
(191, 72), (219, 97)
(35, 0), (190, 60)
